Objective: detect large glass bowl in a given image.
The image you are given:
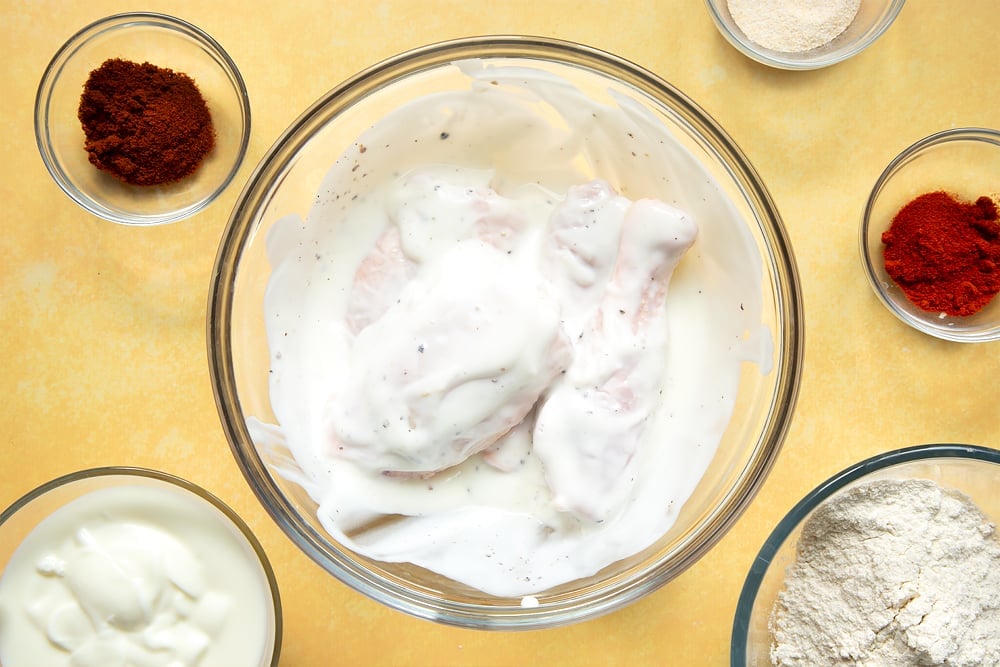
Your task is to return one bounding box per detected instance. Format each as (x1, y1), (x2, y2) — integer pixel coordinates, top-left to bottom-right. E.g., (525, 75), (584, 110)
(208, 35), (803, 629)
(731, 444), (1000, 666)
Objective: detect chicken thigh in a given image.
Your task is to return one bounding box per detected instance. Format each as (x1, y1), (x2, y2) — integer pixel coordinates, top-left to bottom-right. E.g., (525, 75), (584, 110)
(327, 239), (571, 475)
(532, 198), (697, 522)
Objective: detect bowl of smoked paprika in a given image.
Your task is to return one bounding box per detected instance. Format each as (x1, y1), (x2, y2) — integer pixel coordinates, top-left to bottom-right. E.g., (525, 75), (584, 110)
(860, 127), (1000, 343)
(34, 12), (251, 226)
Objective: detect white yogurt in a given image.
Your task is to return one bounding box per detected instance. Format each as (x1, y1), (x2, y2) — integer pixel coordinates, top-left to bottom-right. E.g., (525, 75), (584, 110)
(258, 59), (769, 597)
(0, 483), (275, 667)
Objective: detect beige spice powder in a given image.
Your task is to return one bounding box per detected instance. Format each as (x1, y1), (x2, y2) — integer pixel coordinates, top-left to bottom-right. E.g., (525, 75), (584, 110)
(727, 0), (862, 53)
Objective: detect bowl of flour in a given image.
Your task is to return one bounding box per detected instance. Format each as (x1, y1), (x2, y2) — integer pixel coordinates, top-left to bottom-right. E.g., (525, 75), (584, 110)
(732, 443), (1000, 666)
(703, 0), (906, 70)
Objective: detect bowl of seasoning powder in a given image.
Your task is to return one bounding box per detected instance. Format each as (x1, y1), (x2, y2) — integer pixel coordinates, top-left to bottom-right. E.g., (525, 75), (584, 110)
(860, 127), (1000, 343)
(34, 12), (251, 225)
(704, 0), (906, 70)
(732, 443), (1000, 666)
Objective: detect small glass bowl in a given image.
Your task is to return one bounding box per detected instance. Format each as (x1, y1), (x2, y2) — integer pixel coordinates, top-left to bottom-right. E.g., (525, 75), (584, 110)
(731, 444), (1000, 666)
(34, 12), (251, 225)
(859, 127), (1000, 343)
(0, 467), (281, 666)
(703, 0), (905, 70)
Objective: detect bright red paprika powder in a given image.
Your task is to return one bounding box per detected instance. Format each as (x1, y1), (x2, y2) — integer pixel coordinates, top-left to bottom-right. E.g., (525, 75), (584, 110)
(881, 191), (1000, 317)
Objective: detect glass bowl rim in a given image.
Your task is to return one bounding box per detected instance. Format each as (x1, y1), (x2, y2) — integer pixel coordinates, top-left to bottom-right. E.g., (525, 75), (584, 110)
(0, 465), (282, 666)
(33, 10), (252, 226)
(858, 126), (1000, 343)
(730, 442), (1000, 665)
(208, 33), (804, 630)
(702, 0), (907, 71)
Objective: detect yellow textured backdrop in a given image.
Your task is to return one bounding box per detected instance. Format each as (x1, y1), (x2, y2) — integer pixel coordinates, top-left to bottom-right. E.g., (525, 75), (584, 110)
(1, 1), (998, 665)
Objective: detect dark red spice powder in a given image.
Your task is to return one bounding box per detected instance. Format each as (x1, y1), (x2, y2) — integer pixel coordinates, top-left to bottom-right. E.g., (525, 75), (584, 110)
(78, 58), (215, 186)
(881, 191), (1000, 317)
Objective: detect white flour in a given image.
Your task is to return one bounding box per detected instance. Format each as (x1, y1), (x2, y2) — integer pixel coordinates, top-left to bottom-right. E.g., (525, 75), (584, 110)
(727, 0), (861, 53)
(770, 478), (1000, 666)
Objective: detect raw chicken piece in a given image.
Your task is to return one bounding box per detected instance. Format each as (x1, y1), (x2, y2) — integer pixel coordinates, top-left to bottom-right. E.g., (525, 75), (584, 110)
(343, 168), (529, 334)
(326, 240), (571, 475)
(344, 226), (414, 334)
(479, 419), (533, 473)
(481, 179), (626, 472)
(387, 167), (528, 261)
(532, 199), (697, 522)
(539, 179), (630, 335)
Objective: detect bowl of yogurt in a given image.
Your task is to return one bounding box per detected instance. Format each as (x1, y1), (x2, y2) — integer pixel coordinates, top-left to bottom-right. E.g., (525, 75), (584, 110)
(0, 467), (281, 666)
(209, 35), (803, 629)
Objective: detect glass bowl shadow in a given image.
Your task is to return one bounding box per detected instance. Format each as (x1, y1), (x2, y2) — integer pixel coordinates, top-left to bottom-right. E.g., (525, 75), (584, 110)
(208, 35), (803, 630)
(731, 444), (1000, 666)
(34, 12), (251, 226)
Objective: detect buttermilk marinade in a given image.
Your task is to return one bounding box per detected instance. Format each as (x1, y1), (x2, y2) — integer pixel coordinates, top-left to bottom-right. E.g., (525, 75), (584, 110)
(257, 60), (770, 597)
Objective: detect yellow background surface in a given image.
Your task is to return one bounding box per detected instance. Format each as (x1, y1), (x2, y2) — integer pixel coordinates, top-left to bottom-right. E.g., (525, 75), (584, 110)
(2, 1), (998, 665)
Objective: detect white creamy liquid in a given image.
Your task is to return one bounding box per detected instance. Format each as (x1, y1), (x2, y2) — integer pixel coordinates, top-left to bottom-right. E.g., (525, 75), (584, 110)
(259, 59), (769, 597)
(0, 484), (274, 667)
